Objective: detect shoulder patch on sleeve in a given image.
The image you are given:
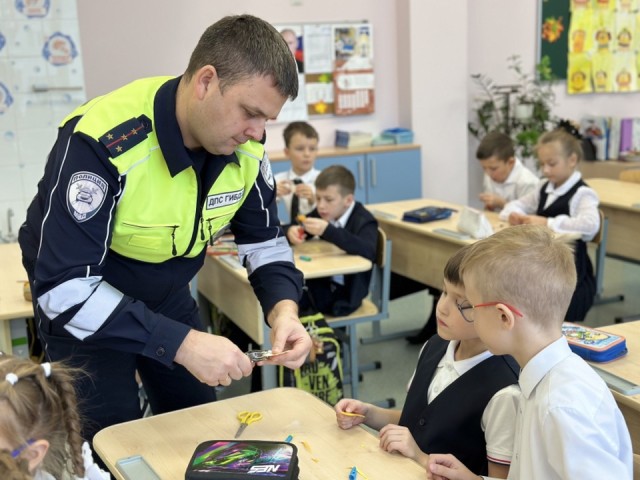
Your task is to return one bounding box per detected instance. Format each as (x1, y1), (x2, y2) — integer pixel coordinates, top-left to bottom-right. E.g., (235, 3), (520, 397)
(98, 115), (152, 158)
(66, 171), (108, 222)
(260, 152), (275, 190)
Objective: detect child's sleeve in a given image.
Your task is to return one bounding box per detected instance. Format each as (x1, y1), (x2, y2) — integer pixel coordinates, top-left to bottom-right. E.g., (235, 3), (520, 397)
(546, 187), (600, 241)
(481, 384), (521, 466)
(499, 189), (539, 220)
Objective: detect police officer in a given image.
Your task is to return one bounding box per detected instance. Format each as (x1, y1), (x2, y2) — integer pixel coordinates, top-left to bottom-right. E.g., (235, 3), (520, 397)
(18, 15), (312, 442)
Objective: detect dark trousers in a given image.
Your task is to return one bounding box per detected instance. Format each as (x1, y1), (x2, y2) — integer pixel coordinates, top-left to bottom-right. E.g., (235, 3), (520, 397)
(38, 286), (216, 442)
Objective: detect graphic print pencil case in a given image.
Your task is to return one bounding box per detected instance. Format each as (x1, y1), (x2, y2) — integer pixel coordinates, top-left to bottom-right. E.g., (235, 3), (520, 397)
(185, 440), (299, 479)
(402, 206), (455, 223)
(561, 322), (627, 363)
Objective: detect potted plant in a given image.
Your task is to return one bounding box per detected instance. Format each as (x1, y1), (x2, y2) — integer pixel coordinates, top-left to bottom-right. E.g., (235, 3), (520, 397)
(469, 55), (556, 159)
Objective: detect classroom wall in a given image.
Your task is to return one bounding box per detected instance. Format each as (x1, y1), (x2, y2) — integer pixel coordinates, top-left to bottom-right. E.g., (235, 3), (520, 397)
(77, 0), (402, 155)
(23, 1), (640, 217)
(466, 0), (640, 206)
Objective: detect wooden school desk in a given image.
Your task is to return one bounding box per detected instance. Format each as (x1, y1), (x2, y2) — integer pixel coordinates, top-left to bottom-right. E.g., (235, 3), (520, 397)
(366, 199), (502, 288)
(592, 321), (640, 453)
(197, 240), (372, 388)
(0, 243), (32, 354)
(580, 160), (638, 180)
(94, 387), (426, 480)
(588, 178), (640, 263)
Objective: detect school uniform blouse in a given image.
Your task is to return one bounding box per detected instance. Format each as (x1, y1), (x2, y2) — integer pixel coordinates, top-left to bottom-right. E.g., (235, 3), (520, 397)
(506, 336), (632, 479)
(499, 171), (599, 241)
(482, 158), (539, 204)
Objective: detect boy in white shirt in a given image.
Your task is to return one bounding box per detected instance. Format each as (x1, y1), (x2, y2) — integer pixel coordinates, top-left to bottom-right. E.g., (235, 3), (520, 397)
(275, 121), (320, 223)
(477, 131), (539, 212)
(426, 225), (632, 480)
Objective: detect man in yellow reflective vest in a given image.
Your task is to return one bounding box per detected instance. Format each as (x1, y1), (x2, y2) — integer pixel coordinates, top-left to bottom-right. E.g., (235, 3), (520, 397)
(19, 15), (312, 442)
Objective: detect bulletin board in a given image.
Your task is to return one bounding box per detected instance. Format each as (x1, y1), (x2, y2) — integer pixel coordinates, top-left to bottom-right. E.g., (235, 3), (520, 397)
(274, 21), (374, 123)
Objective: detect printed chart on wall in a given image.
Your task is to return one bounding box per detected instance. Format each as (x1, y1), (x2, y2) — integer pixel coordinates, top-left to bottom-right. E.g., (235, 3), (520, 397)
(563, 0), (640, 95)
(274, 21), (374, 123)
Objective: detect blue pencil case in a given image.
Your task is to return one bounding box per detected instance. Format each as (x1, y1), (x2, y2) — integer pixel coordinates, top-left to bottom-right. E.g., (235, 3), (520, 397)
(562, 322), (627, 363)
(402, 206), (455, 223)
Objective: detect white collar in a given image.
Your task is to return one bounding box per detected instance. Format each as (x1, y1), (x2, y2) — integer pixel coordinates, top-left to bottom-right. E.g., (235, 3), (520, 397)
(287, 168), (317, 183)
(332, 201), (356, 228)
(439, 340), (493, 376)
(519, 336), (571, 399)
(544, 171), (582, 196)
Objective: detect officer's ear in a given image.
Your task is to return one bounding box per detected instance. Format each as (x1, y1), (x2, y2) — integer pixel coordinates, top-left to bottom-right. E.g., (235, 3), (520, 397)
(194, 65), (218, 100)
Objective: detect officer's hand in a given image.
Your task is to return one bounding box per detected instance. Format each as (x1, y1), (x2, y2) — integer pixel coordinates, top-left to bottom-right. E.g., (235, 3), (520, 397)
(174, 330), (253, 386)
(266, 300), (312, 369)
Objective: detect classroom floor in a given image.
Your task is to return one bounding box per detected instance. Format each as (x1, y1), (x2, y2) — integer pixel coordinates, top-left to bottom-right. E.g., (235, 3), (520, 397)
(218, 255), (640, 413)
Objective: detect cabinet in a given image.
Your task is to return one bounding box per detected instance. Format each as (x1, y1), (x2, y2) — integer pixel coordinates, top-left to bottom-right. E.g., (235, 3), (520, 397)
(269, 145), (422, 221)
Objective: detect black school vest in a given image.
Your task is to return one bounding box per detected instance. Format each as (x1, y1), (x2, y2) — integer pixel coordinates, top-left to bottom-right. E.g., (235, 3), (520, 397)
(537, 180), (593, 281)
(398, 336), (519, 475)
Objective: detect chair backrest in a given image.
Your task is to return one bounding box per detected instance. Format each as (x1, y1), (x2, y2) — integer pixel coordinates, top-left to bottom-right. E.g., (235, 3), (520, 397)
(591, 209), (606, 246)
(620, 168), (640, 183)
(370, 228), (391, 315)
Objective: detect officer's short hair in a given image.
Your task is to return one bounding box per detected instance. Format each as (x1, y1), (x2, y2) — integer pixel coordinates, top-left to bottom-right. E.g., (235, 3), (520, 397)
(185, 14), (298, 100)
(315, 165), (355, 197)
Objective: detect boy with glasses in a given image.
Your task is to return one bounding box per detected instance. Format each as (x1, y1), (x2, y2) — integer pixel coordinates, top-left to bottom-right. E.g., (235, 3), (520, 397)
(427, 225), (632, 480)
(335, 245), (520, 478)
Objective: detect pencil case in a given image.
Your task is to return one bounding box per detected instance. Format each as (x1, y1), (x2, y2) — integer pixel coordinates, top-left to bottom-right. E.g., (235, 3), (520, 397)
(561, 322), (627, 363)
(402, 206), (455, 223)
(185, 440), (299, 480)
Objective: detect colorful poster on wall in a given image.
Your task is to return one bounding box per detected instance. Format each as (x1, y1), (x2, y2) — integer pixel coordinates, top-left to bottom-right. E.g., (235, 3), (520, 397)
(566, 0), (640, 94)
(333, 23), (374, 116)
(539, 0), (570, 80)
(273, 21), (373, 122)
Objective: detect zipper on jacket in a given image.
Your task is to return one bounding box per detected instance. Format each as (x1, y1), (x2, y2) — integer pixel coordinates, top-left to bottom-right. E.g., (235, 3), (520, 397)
(121, 223), (179, 256)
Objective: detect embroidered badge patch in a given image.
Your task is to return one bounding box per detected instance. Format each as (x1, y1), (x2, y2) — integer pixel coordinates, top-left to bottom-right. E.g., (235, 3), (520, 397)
(66, 172), (108, 222)
(260, 153), (274, 190)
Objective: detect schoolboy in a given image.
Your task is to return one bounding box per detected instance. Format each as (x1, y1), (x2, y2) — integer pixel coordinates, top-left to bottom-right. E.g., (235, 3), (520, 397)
(476, 131), (539, 211)
(427, 225), (632, 480)
(275, 121), (320, 222)
(285, 165), (376, 316)
(336, 245), (520, 478)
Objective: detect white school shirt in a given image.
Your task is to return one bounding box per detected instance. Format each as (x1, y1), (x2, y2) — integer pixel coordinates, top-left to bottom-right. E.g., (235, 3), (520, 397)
(408, 341), (520, 465)
(274, 168), (321, 220)
(499, 171), (600, 241)
(504, 336), (632, 480)
(482, 158), (539, 204)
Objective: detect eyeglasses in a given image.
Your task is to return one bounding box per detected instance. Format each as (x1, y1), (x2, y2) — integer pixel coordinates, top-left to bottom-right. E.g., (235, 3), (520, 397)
(457, 301), (523, 323)
(11, 439), (35, 459)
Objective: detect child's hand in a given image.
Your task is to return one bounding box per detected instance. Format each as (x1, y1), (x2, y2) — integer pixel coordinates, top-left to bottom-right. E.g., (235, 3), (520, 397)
(379, 424), (427, 465)
(286, 226), (306, 245)
(520, 214), (548, 226)
(479, 192), (505, 211)
(276, 180), (293, 198)
(301, 217), (328, 236)
(508, 212), (526, 225)
(426, 454), (476, 480)
(294, 183), (315, 203)
(334, 398), (368, 429)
